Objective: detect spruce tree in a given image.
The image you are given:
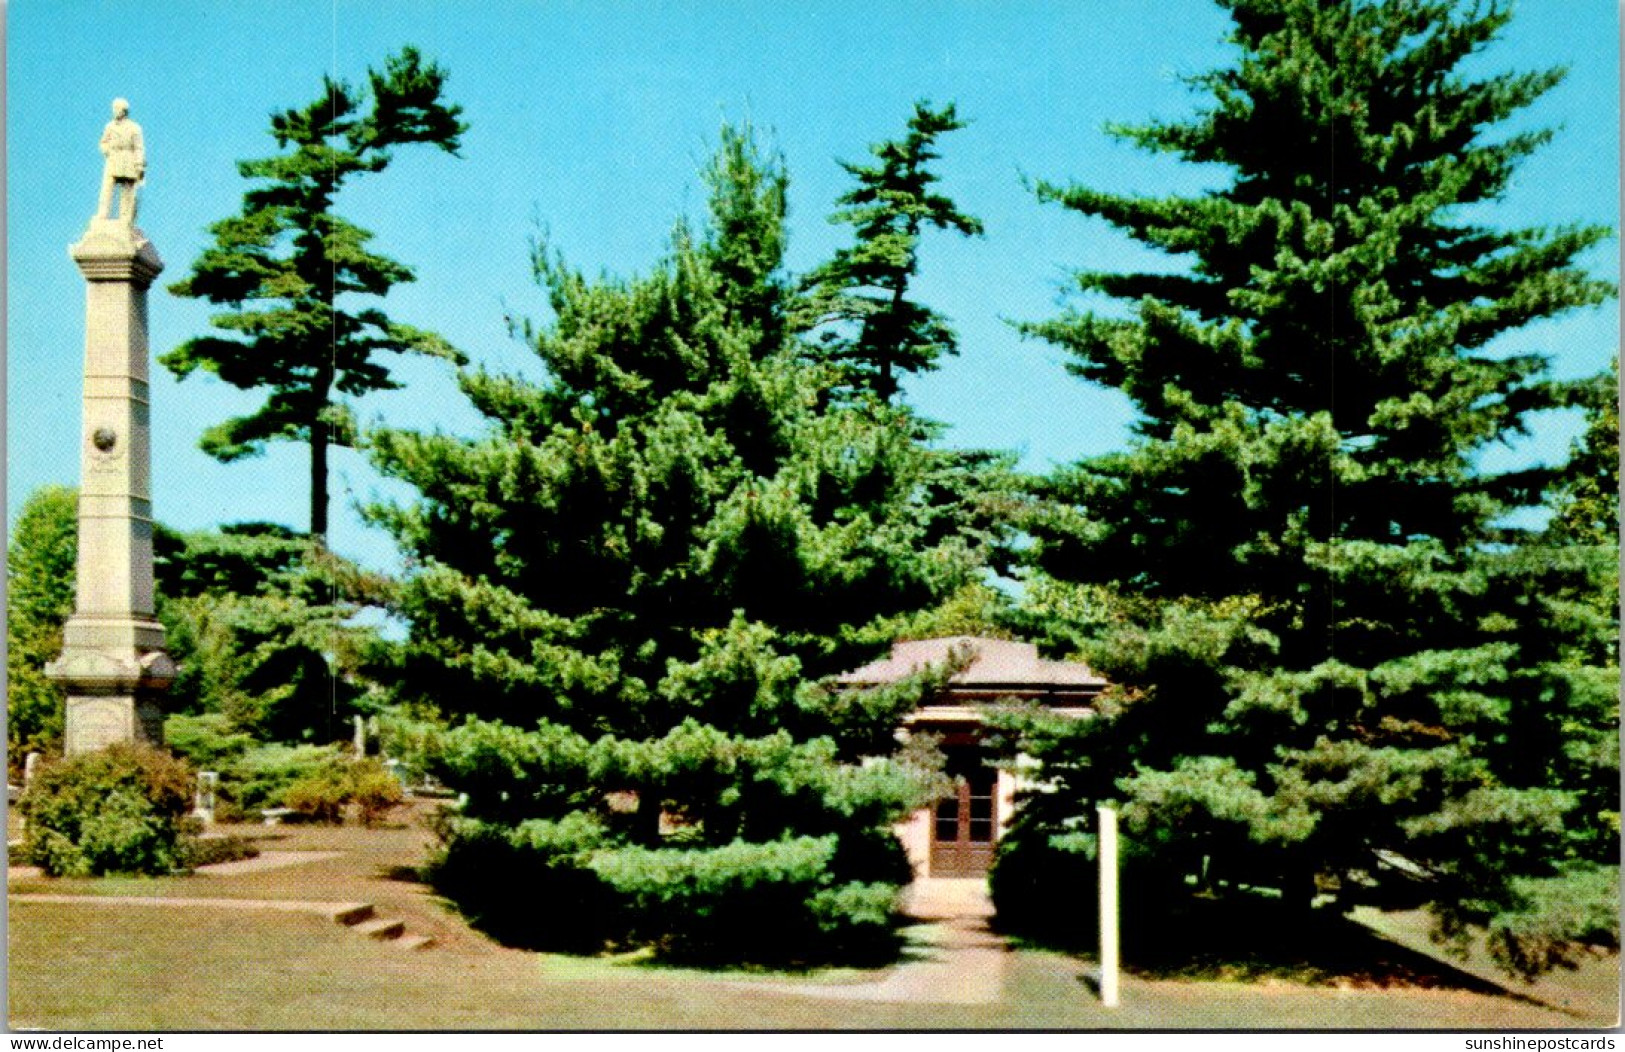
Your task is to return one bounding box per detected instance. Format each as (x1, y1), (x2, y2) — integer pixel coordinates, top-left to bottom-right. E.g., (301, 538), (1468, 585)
(369, 127), (972, 962)
(162, 48), (467, 541)
(801, 101), (983, 402)
(1004, 0), (1616, 972)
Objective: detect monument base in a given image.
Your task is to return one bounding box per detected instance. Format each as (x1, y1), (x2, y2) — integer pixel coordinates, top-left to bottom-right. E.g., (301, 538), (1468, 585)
(63, 694), (165, 756)
(46, 617), (174, 757)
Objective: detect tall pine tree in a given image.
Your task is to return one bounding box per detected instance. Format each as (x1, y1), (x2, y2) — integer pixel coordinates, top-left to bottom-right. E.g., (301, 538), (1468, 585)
(801, 101), (983, 403)
(163, 47), (467, 541)
(1003, 0), (1616, 974)
(369, 127), (973, 962)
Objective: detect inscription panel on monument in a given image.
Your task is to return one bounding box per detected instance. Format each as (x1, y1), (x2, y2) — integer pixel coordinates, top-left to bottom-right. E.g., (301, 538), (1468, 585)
(65, 696), (137, 754)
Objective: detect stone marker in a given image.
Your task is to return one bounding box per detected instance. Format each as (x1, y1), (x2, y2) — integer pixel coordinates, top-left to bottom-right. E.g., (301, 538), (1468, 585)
(46, 98), (174, 756)
(194, 771), (219, 825)
(23, 752), (42, 788)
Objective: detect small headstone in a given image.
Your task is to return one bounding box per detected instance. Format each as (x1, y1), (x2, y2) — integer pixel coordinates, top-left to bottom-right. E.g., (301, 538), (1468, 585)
(193, 770), (218, 825)
(353, 714), (367, 760)
(23, 752), (42, 787)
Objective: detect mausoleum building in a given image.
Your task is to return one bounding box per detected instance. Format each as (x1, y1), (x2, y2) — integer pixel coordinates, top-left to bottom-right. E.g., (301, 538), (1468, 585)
(838, 636), (1104, 878)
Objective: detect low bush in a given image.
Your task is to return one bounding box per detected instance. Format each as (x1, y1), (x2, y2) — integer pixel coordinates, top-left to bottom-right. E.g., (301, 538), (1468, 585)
(282, 771), (349, 823)
(278, 756), (405, 826)
(19, 744), (194, 877)
(429, 814), (624, 953)
(163, 713), (254, 770)
(351, 760), (405, 827)
(227, 743), (346, 812)
(176, 834), (261, 870)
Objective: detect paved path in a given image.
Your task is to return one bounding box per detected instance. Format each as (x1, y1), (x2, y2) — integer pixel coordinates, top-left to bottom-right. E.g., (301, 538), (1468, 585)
(767, 878), (1009, 1005)
(8, 850), (338, 882)
(8, 894), (372, 923)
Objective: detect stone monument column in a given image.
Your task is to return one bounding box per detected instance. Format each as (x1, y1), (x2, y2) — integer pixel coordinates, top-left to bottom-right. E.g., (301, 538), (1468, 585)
(46, 99), (173, 755)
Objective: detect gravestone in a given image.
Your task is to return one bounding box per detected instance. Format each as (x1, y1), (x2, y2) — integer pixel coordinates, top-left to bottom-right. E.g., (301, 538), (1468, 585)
(194, 771), (219, 825)
(45, 98), (174, 755)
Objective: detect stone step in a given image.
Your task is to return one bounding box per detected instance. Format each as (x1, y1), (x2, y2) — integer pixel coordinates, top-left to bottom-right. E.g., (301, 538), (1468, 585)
(352, 916), (406, 940)
(397, 934), (436, 952)
(329, 902), (375, 926)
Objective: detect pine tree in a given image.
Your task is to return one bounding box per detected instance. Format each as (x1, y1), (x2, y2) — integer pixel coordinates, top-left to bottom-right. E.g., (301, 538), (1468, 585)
(369, 127), (972, 962)
(801, 102), (983, 402)
(7, 486), (78, 768)
(1003, 0), (1616, 973)
(162, 47), (467, 541)
(154, 524), (386, 743)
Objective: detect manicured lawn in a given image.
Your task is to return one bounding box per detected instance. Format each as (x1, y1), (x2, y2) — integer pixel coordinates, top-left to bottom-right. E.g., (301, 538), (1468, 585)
(7, 806), (1611, 1030)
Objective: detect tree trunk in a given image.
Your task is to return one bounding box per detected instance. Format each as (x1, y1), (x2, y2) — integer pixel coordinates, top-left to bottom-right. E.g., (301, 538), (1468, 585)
(311, 417), (328, 545)
(311, 369), (333, 546)
(635, 790), (663, 847)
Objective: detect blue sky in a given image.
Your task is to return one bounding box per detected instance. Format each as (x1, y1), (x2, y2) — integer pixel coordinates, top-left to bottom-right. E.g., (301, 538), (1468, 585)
(8, 1), (1618, 574)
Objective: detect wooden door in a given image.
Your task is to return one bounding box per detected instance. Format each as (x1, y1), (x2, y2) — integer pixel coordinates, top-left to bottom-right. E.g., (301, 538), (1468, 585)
(929, 761), (996, 877)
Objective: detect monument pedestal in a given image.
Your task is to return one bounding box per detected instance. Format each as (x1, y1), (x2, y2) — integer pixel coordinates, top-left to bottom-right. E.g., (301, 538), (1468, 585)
(46, 218), (173, 755)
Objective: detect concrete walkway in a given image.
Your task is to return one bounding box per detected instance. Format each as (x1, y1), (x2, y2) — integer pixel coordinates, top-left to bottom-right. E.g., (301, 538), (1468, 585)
(770, 878), (1009, 1005)
(8, 894), (373, 923)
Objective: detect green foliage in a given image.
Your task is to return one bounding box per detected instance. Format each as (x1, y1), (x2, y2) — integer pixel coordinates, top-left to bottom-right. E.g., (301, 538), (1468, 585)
(351, 760), (407, 827)
(162, 713), (254, 770)
(801, 101), (982, 402)
(155, 523), (384, 742)
(1547, 361), (1619, 547)
(370, 126), (982, 962)
(175, 834), (260, 870)
(224, 742), (348, 812)
(162, 47), (467, 538)
(1476, 865), (1620, 980)
(6, 485), (77, 768)
(282, 769), (350, 823)
(19, 744), (194, 877)
(1005, 0), (1617, 975)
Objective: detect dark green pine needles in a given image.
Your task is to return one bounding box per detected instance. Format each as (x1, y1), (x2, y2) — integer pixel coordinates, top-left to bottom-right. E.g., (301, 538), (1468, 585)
(163, 48), (468, 542)
(1003, 0), (1617, 976)
(801, 101), (983, 403)
(369, 127), (980, 963)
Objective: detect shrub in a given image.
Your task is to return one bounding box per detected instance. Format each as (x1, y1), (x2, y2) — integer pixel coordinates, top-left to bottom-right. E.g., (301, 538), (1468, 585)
(588, 835), (903, 964)
(176, 834), (261, 870)
(19, 744), (194, 876)
(429, 814), (623, 953)
(278, 756), (405, 826)
(282, 771), (349, 823)
(163, 713), (254, 770)
(227, 743), (345, 811)
(351, 759), (405, 827)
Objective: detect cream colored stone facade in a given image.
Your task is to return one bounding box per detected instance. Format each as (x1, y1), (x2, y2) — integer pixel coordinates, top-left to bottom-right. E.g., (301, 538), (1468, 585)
(46, 172), (172, 755)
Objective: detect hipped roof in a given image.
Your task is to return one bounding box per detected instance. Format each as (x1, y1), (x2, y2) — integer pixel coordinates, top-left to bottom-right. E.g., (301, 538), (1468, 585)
(836, 635), (1106, 691)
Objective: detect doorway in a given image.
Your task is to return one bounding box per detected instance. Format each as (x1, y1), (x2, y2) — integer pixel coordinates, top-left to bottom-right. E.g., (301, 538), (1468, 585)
(929, 754), (996, 877)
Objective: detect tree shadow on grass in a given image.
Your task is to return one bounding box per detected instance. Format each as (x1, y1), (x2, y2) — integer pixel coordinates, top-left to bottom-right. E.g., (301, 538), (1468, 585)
(1012, 888), (1540, 998)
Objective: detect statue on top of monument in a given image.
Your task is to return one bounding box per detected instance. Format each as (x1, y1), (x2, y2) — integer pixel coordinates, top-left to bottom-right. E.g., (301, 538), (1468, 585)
(96, 98), (145, 225)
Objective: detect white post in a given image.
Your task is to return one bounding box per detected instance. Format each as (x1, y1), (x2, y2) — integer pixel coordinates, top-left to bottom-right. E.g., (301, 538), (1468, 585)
(1097, 803), (1120, 1008)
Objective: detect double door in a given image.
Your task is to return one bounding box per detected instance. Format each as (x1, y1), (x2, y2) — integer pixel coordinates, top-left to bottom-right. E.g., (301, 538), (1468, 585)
(929, 755), (996, 877)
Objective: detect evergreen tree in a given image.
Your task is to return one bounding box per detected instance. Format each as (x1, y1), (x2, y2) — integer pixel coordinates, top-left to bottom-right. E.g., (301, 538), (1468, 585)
(369, 127), (973, 962)
(1003, 0), (1616, 973)
(4, 486), (380, 762)
(7, 486), (78, 768)
(155, 524), (386, 743)
(162, 47), (467, 541)
(1548, 360), (1619, 547)
(801, 101), (983, 402)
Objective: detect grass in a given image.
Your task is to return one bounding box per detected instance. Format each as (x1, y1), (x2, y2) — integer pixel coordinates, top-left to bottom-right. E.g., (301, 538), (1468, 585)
(7, 804), (1614, 1030)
